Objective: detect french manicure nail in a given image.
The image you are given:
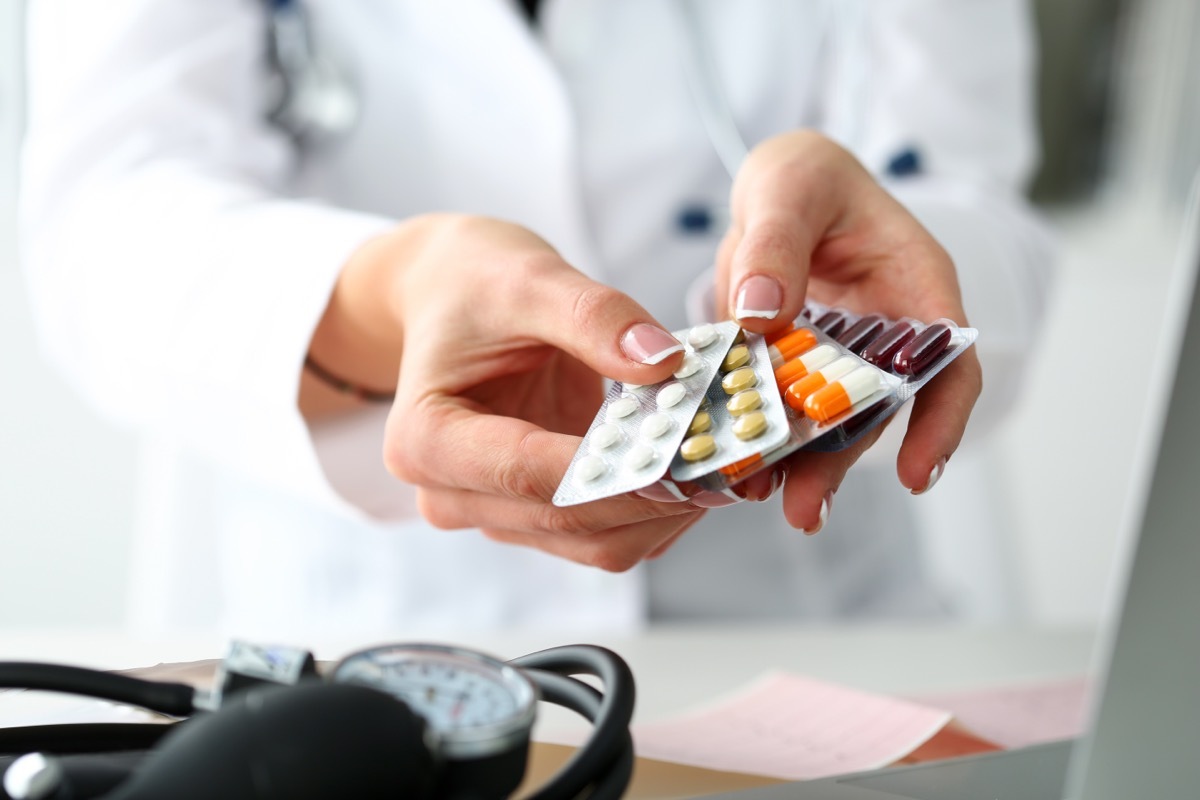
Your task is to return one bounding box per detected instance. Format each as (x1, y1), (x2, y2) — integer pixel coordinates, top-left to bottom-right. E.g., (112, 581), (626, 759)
(802, 490), (834, 535)
(735, 275), (783, 321)
(912, 458), (947, 495)
(762, 467), (786, 501)
(621, 323), (684, 365)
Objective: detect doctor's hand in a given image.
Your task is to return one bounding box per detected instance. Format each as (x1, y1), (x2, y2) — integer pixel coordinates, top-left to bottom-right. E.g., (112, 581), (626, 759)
(717, 130), (983, 532)
(306, 214), (708, 570)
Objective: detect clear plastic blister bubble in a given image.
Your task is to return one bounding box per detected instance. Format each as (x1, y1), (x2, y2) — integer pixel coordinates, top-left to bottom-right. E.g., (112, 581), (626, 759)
(669, 331), (791, 483)
(552, 321), (741, 507)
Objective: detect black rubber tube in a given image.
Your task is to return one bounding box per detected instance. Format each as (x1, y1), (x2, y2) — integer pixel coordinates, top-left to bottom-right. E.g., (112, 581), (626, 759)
(0, 664), (196, 717)
(510, 645), (636, 800)
(523, 671), (633, 800)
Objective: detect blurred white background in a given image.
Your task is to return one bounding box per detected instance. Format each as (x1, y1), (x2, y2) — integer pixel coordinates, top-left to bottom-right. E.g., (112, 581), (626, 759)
(0, 0), (137, 625)
(0, 0), (1196, 630)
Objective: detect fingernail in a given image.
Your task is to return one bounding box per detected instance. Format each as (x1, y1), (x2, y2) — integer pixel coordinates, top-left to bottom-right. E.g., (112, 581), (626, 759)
(802, 490), (834, 535)
(912, 458), (947, 495)
(761, 467), (786, 501)
(621, 323), (684, 365)
(690, 488), (744, 509)
(735, 275), (782, 321)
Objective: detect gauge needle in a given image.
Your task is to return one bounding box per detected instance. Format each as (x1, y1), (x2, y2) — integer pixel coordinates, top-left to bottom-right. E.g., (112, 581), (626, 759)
(451, 691), (470, 720)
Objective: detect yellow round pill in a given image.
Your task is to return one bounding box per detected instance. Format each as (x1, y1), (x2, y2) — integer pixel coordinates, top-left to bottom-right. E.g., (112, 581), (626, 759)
(722, 345), (751, 372)
(721, 366), (758, 395)
(726, 389), (763, 417)
(689, 410), (712, 435)
(680, 434), (717, 462)
(732, 410), (768, 441)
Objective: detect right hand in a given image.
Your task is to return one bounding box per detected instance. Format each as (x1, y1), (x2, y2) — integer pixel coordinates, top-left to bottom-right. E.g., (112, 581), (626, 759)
(308, 214), (712, 570)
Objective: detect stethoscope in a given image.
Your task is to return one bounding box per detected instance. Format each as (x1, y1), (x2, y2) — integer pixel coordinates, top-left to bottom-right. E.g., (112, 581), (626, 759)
(262, 0), (360, 145)
(0, 641), (635, 799)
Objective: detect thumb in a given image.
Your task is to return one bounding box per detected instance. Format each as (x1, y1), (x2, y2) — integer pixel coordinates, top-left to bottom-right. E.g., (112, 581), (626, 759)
(520, 259), (686, 384)
(723, 132), (860, 333)
(725, 182), (825, 335)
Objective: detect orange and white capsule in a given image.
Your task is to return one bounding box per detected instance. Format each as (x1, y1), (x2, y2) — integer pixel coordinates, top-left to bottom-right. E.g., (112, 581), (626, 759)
(768, 328), (819, 369)
(784, 356), (860, 412)
(773, 344), (838, 390)
(764, 322), (796, 345)
(803, 365), (883, 423)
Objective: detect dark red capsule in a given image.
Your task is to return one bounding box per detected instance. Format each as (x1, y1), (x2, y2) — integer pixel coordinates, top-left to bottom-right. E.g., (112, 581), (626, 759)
(893, 322), (954, 376)
(862, 320), (917, 370)
(813, 309), (847, 338)
(836, 314), (887, 354)
(839, 397), (891, 439)
(800, 305), (814, 319)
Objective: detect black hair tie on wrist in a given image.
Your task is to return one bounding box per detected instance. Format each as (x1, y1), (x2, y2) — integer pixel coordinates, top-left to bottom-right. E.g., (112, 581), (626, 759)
(303, 355), (396, 403)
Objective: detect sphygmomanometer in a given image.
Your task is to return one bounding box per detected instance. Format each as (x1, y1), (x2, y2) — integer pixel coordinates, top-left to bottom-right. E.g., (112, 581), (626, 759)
(0, 641), (635, 799)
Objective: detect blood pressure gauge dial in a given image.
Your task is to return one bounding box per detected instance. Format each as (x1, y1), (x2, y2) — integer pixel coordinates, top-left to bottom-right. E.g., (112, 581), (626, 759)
(330, 644), (538, 762)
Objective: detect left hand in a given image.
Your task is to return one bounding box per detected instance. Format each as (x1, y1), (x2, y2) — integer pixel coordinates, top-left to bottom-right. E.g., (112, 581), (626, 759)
(715, 131), (983, 532)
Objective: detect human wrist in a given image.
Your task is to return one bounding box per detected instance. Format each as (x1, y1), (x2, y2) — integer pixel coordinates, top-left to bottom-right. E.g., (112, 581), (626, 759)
(302, 225), (413, 415)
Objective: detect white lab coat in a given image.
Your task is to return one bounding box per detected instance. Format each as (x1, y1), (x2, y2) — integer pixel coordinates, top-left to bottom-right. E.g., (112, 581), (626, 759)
(21, 0), (1051, 639)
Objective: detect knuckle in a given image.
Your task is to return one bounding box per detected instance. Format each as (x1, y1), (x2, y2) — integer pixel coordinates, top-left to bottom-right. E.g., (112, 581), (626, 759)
(431, 212), (479, 240)
(494, 431), (554, 500)
(416, 493), (459, 530)
(968, 364), (984, 401)
(539, 506), (593, 537)
(480, 528), (518, 546)
(585, 547), (641, 574)
(920, 397), (964, 429)
(383, 412), (435, 486)
(571, 283), (624, 335)
(382, 439), (419, 484)
(510, 250), (561, 287)
(739, 221), (801, 268)
(494, 465), (540, 502)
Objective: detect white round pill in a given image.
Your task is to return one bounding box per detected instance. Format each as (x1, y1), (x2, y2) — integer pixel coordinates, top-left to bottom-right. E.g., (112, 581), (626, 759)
(590, 423), (623, 451)
(622, 382), (644, 391)
(687, 324), (718, 349)
(673, 354), (702, 380)
(605, 395), (639, 421)
(575, 455), (607, 483)
(640, 412), (673, 439)
(624, 443), (656, 471)
(656, 382), (687, 409)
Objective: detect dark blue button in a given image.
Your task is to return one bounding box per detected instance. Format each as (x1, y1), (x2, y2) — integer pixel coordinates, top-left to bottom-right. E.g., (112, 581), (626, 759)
(886, 147), (922, 178)
(676, 204), (713, 235)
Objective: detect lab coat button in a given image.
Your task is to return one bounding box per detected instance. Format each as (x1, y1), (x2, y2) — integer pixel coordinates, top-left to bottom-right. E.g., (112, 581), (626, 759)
(676, 204), (713, 234)
(886, 147), (922, 178)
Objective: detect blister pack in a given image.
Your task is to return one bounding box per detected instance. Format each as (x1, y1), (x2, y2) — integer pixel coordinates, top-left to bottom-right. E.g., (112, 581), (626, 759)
(552, 321), (741, 507)
(553, 305), (977, 503)
(691, 306), (978, 489)
(668, 331), (791, 483)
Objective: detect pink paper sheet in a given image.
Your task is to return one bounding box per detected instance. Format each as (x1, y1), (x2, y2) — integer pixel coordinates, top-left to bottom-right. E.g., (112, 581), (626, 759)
(627, 672), (951, 781)
(537, 671), (1092, 781)
(910, 676), (1092, 750)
